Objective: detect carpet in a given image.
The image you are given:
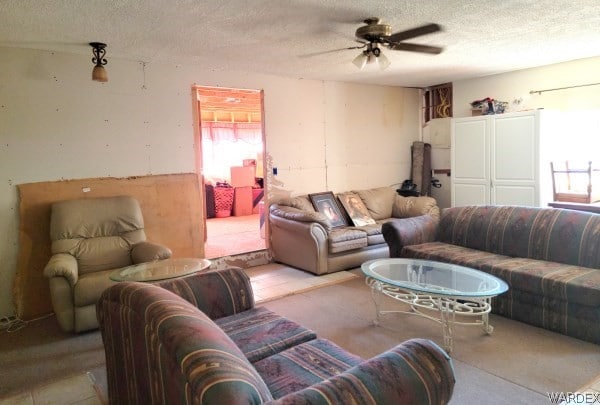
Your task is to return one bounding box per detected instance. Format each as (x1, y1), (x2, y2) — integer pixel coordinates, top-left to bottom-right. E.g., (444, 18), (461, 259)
(261, 274), (600, 404)
(3, 269), (600, 404)
(0, 371), (102, 404)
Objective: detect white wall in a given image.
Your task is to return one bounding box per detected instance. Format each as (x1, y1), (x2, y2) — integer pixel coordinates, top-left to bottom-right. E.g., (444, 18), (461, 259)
(0, 47), (420, 318)
(454, 56), (600, 117)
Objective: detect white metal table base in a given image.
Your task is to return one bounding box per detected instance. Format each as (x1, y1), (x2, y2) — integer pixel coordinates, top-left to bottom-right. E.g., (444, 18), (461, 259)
(366, 277), (495, 353)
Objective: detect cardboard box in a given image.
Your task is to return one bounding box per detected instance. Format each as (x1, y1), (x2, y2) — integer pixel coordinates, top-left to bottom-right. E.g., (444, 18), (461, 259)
(230, 166), (255, 187)
(233, 186), (253, 216)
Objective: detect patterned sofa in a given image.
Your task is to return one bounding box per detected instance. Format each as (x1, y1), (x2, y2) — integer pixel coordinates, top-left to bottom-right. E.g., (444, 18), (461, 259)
(269, 186), (439, 275)
(97, 267), (455, 404)
(382, 205), (600, 344)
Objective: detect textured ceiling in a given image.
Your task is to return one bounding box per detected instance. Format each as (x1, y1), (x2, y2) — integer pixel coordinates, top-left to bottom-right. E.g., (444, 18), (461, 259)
(1, 0), (600, 87)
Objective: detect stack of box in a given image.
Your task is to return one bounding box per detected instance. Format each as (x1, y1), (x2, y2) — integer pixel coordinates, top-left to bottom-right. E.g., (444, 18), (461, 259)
(230, 166), (255, 216)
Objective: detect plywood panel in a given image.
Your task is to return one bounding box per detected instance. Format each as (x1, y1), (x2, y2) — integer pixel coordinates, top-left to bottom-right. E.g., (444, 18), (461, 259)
(13, 173), (204, 320)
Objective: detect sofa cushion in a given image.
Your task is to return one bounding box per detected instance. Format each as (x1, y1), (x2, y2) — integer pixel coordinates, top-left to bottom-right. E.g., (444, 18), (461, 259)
(270, 204), (332, 230)
(393, 195), (440, 220)
(437, 205), (600, 268)
(278, 195), (315, 212)
(253, 338), (363, 399)
(215, 307), (317, 362)
(356, 222), (385, 245)
(402, 242), (600, 307)
(355, 187), (395, 220)
(328, 228), (368, 253)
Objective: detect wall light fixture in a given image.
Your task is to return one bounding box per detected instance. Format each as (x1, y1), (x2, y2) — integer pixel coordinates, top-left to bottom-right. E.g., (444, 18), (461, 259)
(90, 42), (108, 82)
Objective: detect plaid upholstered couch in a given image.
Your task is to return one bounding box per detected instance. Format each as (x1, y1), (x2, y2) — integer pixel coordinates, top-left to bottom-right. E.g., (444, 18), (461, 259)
(382, 205), (600, 345)
(97, 267), (455, 404)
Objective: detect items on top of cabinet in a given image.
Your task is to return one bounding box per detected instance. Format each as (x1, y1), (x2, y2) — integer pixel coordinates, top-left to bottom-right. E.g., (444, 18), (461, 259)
(470, 97), (508, 116)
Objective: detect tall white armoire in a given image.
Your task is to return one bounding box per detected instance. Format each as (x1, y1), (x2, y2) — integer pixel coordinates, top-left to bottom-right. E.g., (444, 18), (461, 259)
(451, 110), (560, 208)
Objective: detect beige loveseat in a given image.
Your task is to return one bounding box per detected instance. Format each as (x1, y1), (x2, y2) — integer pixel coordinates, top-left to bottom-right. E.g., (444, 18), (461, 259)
(269, 186), (439, 275)
(44, 196), (172, 332)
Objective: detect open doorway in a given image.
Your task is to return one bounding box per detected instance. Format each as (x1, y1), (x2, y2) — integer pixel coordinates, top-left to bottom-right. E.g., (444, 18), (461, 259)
(194, 86), (266, 258)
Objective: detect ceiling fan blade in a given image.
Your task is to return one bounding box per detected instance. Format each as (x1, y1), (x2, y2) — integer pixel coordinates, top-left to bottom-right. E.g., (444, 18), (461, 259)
(299, 44), (364, 58)
(388, 42), (444, 54)
(386, 23), (442, 43)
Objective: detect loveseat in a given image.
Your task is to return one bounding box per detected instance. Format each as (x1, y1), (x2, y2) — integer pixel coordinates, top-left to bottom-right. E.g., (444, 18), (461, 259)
(382, 205), (600, 344)
(97, 267), (455, 404)
(269, 186), (439, 275)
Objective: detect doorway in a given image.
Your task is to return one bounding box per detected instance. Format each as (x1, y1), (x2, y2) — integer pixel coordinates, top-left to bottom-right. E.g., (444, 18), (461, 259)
(194, 86), (266, 259)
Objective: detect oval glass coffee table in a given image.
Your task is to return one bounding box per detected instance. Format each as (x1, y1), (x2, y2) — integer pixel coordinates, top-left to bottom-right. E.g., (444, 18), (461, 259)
(110, 258), (212, 282)
(361, 258), (509, 353)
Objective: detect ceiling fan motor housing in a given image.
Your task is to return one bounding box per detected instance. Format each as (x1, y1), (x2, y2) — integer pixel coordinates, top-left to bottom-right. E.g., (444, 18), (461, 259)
(355, 18), (392, 42)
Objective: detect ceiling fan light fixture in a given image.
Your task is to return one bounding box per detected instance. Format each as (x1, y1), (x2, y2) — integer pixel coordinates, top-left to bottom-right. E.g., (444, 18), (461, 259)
(376, 52), (391, 70)
(352, 51), (368, 70)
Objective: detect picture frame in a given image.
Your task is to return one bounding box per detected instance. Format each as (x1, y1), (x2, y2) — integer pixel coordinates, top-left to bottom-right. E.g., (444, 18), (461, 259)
(309, 192), (348, 228)
(337, 193), (376, 226)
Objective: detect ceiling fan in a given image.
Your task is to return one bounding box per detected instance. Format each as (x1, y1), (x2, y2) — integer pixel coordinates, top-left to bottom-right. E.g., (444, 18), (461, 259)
(348, 18), (443, 70)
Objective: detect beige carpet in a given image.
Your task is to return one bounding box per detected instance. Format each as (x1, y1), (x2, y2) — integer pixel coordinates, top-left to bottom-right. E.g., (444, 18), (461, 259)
(0, 371), (102, 404)
(261, 273), (600, 404)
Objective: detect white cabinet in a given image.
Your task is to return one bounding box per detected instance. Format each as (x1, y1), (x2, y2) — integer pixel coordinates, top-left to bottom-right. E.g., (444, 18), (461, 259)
(451, 110), (557, 207)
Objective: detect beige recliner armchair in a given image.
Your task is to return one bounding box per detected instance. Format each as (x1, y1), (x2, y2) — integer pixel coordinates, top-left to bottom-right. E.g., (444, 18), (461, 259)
(44, 195), (172, 332)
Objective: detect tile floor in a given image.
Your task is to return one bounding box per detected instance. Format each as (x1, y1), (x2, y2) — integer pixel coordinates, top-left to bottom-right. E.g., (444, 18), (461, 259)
(247, 263), (358, 303)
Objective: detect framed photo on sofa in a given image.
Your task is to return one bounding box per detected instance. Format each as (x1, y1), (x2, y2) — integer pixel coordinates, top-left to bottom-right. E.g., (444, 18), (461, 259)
(338, 193), (376, 226)
(309, 192), (348, 228)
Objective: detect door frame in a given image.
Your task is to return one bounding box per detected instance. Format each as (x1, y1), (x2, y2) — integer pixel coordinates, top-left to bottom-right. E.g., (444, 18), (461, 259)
(191, 85), (268, 256)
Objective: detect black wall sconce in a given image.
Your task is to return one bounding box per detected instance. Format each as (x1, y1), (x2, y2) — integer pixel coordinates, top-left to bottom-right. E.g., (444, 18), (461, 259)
(90, 42), (108, 82)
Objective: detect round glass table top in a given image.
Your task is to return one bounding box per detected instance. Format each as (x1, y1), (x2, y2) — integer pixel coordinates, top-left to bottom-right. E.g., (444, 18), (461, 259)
(110, 258), (211, 282)
(361, 258), (508, 298)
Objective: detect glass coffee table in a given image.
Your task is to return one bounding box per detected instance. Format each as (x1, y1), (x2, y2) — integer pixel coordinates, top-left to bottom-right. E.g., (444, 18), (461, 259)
(110, 258), (211, 282)
(361, 258), (509, 353)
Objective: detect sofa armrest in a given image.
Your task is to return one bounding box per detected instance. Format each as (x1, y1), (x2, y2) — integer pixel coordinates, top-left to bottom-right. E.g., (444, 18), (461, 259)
(271, 338), (455, 405)
(97, 278), (271, 405)
(131, 241), (172, 263)
(382, 215), (439, 258)
(269, 210), (330, 275)
(156, 267), (254, 319)
(270, 204), (332, 230)
(43, 253), (78, 286)
(393, 195), (440, 220)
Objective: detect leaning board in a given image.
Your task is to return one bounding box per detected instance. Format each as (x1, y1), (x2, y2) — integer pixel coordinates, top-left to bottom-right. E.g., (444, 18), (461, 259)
(14, 173), (204, 320)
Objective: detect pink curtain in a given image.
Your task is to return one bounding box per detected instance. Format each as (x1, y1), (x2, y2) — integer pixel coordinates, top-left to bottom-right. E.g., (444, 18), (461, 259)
(201, 122), (262, 145)
(201, 122), (263, 183)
